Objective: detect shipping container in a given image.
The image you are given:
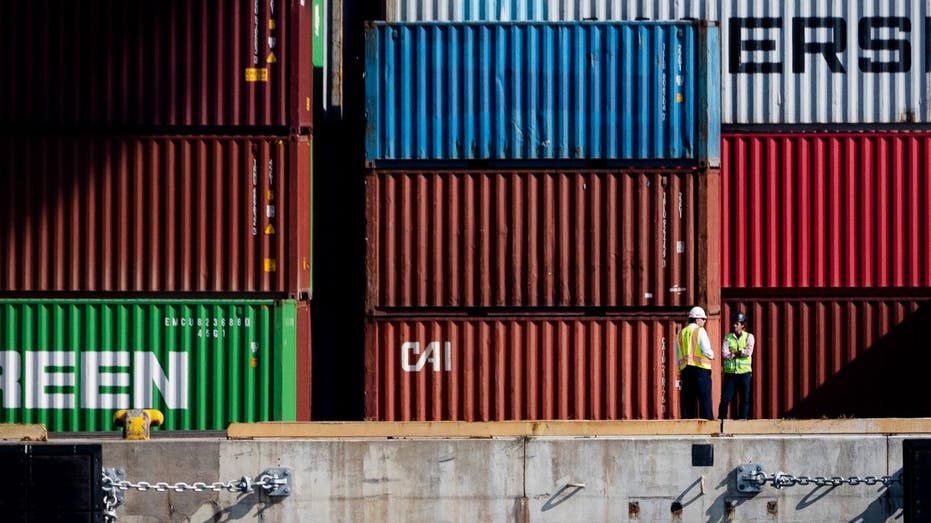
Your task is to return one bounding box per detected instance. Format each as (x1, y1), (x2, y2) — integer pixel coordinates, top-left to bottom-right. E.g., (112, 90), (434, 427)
(723, 294), (931, 419)
(0, 298), (304, 431)
(722, 132), (931, 288)
(0, 0), (312, 131)
(385, 0), (714, 21)
(366, 314), (714, 421)
(0, 135), (312, 297)
(296, 300), (312, 421)
(366, 168), (721, 310)
(384, 0), (931, 125)
(364, 21), (720, 165)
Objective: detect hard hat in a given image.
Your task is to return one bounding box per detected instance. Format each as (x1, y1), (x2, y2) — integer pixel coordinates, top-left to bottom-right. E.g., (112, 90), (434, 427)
(732, 311), (747, 324)
(688, 306), (707, 319)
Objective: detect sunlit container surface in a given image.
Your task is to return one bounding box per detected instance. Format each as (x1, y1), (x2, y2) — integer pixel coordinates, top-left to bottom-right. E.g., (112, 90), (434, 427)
(0, 136), (312, 297)
(385, 0), (713, 21)
(364, 21), (720, 164)
(0, 299), (301, 431)
(365, 314), (692, 421)
(366, 169), (720, 309)
(722, 132), (931, 288)
(723, 295), (930, 419)
(385, 0), (931, 125)
(0, 0), (312, 130)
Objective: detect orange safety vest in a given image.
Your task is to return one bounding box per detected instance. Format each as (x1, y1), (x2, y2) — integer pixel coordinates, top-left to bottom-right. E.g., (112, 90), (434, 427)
(678, 323), (712, 371)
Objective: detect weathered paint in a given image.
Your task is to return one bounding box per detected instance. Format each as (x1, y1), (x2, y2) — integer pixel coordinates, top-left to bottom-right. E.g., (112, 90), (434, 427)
(0, 0), (312, 131)
(365, 169), (721, 309)
(722, 132), (931, 288)
(0, 135), (311, 298)
(0, 299), (302, 432)
(723, 295), (930, 419)
(364, 21), (720, 165)
(364, 314), (690, 421)
(384, 0), (931, 125)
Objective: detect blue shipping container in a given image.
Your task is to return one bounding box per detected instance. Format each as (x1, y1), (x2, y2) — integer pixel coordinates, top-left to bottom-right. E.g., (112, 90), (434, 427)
(364, 21), (720, 166)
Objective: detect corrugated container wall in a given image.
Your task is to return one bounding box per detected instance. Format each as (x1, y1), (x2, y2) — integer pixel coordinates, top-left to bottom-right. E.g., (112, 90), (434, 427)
(365, 314), (699, 421)
(722, 132), (931, 288)
(0, 299), (303, 431)
(365, 169), (721, 310)
(0, 135), (312, 297)
(0, 0), (313, 131)
(723, 295), (931, 419)
(384, 0), (931, 125)
(364, 21), (720, 165)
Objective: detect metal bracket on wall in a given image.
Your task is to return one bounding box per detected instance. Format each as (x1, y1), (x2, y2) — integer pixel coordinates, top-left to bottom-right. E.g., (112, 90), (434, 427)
(736, 464), (764, 493)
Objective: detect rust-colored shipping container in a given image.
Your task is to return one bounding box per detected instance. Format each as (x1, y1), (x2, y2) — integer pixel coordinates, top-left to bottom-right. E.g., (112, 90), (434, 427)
(723, 294), (931, 419)
(723, 132), (931, 288)
(0, 0), (312, 131)
(296, 300), (312, 421)
(365, 169), (721, 310)
(365, 313), (725, 421)
(0, 135), (311, 297)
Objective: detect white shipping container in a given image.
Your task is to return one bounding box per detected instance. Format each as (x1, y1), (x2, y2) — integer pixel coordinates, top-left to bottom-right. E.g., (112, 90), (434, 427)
(385, 0), (931, 125)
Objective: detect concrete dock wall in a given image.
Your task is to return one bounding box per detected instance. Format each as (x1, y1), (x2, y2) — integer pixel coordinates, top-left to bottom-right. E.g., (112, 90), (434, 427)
(2, 420), (921, 521)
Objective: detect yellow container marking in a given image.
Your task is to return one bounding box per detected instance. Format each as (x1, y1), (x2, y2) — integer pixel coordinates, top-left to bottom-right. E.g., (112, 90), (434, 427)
(245, 68), (269, 82)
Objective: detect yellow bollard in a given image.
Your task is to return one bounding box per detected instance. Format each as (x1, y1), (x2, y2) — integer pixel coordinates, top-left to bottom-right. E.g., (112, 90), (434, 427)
(113, 409), (165, 440)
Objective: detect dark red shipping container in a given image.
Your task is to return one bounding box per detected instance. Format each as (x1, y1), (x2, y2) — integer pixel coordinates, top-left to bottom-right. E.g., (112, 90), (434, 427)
(0, 0), (312, 131)
(723, 132), (931, 288)
(365, 169), (721, 310)
(296, 299), (312, 421)
(723, 294), (931, 419)
(364, 313), (724, 421)
(0, 135), (311, 297)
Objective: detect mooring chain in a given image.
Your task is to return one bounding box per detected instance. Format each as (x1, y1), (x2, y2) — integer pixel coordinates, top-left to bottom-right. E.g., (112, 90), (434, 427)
(102, 467), (291, 522)
(751, 471), (900, 489)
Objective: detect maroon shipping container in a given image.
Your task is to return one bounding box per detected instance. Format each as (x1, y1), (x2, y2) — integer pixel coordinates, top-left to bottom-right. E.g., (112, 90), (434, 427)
(0, 0), (312, 130)
(365, 169), (721, 310)
(296, 300), (312, 421)
(364, 313), (727, 421)
(723, 294), (931, 419)
(723, 132), (931, 288)
(1, 135), (311, 297)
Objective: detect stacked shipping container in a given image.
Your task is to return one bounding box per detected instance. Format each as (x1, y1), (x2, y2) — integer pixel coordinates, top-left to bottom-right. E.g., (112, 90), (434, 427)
(381, 0), (931, 420)
(363, 19), (722, 420)
(0, 0), (314, 430)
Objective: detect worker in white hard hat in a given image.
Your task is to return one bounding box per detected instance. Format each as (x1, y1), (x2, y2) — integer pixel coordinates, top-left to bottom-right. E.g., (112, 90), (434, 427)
(676, 305), (715, 420)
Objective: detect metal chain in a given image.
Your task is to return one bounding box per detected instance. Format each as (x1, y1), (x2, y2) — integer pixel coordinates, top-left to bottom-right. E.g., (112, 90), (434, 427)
(102, 473), (269, 494)
(101, 469), (290, 522)
(750, 471), (900, 489)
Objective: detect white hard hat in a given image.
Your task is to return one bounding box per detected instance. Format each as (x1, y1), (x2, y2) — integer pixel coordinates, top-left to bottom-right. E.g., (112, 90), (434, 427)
(688, 306), (707, 319)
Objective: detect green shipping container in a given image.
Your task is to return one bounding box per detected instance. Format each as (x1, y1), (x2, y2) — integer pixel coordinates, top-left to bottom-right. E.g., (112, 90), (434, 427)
(0, 299), (298, 432)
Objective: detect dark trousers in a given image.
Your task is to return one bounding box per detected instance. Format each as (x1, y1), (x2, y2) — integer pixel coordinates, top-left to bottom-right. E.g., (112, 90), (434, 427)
(718, 372), (752, 420)
(680, 366), (713, 420)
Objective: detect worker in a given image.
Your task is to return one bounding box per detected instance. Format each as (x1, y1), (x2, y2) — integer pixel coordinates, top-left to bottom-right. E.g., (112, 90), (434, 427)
(718, 311), (755, 420)
(676, 306), (714, 420)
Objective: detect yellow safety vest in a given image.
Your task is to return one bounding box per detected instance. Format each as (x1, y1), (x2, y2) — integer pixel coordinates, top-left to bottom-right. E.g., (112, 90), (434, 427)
(677, 323), (711, 371)
(723, 332), (752, 374)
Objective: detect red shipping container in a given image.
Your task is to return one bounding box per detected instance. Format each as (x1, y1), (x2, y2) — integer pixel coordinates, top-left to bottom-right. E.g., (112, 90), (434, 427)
(365, 169), (721, 311)
(365, 313), (726, 422)
(723, 294), (930, 419)
(0, 135), (311, 297)
(0, 0), (312, 131)
(296, 300), (312, 421)
(723, 132), (931, 288)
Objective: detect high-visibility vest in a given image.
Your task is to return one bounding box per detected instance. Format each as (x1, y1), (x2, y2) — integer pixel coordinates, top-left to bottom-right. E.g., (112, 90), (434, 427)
(677, 323), (711, 371)
(723, 332), (752, 374)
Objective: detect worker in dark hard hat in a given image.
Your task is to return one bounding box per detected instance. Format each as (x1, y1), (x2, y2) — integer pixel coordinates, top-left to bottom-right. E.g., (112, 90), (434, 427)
(718, 311), (755, 420)
(676, 306), (715, 420)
